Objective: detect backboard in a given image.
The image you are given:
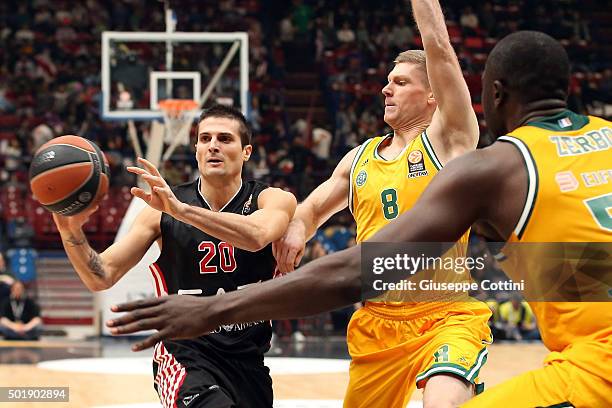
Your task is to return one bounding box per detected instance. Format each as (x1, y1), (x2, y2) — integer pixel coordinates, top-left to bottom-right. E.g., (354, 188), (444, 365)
(101, 31), (249, 121)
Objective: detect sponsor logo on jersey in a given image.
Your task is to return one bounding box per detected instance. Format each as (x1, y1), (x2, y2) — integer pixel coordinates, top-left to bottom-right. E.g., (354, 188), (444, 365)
(242, 193), (253, 214)
(355, 170), (368, 187)
(407, 149), (428, 178)
(211, 320), (266, 333)
(555, 171), (579, 192)
(183, 393), (200, 406)
(361, 158), (369, 167)
(581, 169), (612, 188)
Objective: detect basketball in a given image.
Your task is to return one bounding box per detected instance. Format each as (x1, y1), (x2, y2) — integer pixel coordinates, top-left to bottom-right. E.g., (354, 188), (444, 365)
(29, 135), (110, 216)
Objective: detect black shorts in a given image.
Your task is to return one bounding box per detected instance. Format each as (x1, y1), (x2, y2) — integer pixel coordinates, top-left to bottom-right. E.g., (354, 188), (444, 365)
(153, 343), (273, 408)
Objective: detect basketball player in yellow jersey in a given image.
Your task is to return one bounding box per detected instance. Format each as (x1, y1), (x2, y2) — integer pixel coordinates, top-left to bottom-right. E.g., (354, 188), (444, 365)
(273, 0), (492, 406)
(108, 29), (610, 408)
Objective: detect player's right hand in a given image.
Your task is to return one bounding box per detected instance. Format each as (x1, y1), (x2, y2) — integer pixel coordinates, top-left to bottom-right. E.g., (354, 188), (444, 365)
(272, 219), (306, 274)
(127, 157), (184, 218)
(52, 205), (99, 233)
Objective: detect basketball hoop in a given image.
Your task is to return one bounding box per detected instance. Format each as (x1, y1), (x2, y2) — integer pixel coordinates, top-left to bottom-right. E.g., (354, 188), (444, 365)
(158, 99), (199, 121)
(158, 99), (199, 153)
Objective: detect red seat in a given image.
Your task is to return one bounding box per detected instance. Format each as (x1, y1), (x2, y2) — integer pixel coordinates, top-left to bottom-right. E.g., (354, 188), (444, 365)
(0, 114), (20, 129)
(83, 214), (99, 233)
(447, 26), (462, 44)
(101, 214), (119, 233)
(484, 38), (497, 51)
(0, 131), (15, 140)
(464, 37), (484, 51)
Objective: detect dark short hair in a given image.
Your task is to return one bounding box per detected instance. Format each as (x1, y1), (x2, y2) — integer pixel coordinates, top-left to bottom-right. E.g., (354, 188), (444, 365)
(486, 31), (570, 103)
(198, 104), (252, 146)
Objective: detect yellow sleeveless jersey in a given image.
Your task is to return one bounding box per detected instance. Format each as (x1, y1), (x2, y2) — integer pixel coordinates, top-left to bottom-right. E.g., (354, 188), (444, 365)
(499, 110), (612, 356)
(349, 132), (471, 303)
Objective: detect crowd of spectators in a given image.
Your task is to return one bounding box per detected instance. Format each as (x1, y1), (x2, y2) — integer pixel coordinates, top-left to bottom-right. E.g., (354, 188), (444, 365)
(0, 0), (610, 340)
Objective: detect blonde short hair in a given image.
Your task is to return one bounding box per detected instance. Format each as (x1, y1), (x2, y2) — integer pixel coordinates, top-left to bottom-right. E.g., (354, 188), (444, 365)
(394, 50), (429, 87)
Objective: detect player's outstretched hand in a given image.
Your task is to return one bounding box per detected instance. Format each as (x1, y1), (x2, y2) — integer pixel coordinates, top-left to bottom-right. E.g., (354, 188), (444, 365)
(106, 295), (220, 351)
(127, 157), (184, 218)
(272, 219), (306, 274)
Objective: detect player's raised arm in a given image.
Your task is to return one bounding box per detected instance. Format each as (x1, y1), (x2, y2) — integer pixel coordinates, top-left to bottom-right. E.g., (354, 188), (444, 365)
(53, 205), (161, 292)
(273, 146), (359, 273)
(412, 0), (479, 160)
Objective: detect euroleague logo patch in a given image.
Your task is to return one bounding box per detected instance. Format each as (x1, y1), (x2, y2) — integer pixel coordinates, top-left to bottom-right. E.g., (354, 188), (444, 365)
(407, 150), (428, 178)
(355, 170), (368, 187)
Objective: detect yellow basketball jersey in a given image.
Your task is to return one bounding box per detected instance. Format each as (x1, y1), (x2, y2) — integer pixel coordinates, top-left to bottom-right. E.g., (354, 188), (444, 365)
(350, 132), (443, 241)
(350, 132), (471, 303)
(499, 110), (612, 359)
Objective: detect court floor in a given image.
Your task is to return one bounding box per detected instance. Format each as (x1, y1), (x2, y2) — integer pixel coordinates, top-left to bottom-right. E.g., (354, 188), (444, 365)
(0, 337), (548, 407)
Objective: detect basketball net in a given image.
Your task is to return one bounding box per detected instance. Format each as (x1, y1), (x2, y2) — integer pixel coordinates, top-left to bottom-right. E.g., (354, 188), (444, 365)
(158, 99), (199, 149)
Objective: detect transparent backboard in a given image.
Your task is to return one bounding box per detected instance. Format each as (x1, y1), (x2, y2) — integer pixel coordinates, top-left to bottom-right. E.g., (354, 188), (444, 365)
(101, 32), (249, 121)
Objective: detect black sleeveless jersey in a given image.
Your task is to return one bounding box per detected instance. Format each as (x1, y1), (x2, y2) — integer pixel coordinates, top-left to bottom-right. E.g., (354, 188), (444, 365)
(152, 179), (275, 358)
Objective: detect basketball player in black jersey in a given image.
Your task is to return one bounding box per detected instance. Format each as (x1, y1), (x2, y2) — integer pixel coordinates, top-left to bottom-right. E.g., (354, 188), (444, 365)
(52, 104), (297, 408)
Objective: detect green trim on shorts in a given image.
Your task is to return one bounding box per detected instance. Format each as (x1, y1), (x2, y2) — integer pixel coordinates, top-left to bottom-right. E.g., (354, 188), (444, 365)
(466, 347), (489, 381)
(415, 363), (468, 385)
(415, 347), (489, 386)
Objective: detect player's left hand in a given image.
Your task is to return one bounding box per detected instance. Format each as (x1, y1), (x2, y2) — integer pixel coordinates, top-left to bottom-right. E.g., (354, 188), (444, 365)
(106, 295), (220, 351)
(127, 158), (184, 218)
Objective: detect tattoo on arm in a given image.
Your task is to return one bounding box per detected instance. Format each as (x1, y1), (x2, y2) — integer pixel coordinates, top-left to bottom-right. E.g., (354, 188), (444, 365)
(64, 234), (86, 247)
(87, 249), (105, 279)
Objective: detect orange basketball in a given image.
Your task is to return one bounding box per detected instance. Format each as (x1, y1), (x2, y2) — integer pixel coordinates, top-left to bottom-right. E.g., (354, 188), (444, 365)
(29, 135), (110, 216)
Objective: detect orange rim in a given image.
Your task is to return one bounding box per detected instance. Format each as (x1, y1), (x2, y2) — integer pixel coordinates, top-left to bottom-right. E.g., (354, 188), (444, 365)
(158, 99), (199, 118)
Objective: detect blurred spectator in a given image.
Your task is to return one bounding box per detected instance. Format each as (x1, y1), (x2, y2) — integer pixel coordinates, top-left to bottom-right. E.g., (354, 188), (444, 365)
(279, 14), (295, 44)
(460, 6), (479, 35)
(0, 281), (42, 340)
(496, 293), (540, 341)
(478, 2), (497, 37)
(391, 15), (414, 50)
(337, 21), (356, 44)
(374, 24), (394, 49)
(569, 11), (590, 42)
(6, 219), (35, 249)
(355, 19), (374, 54)
(272, 319), (305, 343)
(0, 89), (14, 112)
(311, 127), (332, 161)
(31, 123), (54, 152)
(291, 0), (313, 40)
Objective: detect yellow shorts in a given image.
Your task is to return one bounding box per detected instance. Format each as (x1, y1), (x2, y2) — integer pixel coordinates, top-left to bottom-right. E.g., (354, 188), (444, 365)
(463, 341), (612, 408)
(344, 301), (492, 408)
